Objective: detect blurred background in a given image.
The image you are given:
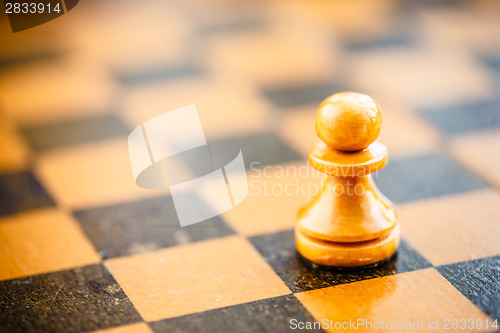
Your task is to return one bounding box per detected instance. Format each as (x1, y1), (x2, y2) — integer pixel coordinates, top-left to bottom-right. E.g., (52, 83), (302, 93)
(1, 1), (500, 331)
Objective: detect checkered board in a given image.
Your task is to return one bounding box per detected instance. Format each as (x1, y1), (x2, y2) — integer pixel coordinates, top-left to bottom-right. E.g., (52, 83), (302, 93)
(1, 0), (500, 332)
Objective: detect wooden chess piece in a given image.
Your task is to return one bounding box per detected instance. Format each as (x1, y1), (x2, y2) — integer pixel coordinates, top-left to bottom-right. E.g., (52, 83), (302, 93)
(295, 92), (400, 267)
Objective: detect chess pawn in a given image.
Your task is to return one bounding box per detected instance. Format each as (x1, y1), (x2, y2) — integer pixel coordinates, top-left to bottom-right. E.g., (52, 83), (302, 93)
(296, 92), (400, 267)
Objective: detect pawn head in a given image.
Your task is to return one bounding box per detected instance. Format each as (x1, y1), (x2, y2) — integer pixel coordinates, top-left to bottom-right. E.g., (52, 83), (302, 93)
(315, 92), (382, 151)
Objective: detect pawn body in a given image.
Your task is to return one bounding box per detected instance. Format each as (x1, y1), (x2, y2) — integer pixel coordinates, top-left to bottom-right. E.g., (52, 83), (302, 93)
(296, 92), (400, 267)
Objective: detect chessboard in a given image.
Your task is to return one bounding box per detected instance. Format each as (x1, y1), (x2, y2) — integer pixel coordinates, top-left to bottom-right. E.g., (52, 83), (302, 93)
(1, 0), (499, 332)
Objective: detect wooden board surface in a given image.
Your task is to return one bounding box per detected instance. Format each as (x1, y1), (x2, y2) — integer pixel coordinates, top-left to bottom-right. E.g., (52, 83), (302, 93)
(1, 0), (499, 332)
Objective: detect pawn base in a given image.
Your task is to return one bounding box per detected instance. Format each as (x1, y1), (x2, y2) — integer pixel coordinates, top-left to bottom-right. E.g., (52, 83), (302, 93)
(295, 225), (400, 268)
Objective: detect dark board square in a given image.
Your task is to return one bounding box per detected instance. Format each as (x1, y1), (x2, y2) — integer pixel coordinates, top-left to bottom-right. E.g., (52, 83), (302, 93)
(116, 65), (202, 86)
(0, 171), (54, 217)
(149, 294), (320, 333)
(374, 153), (486, 204)
(0, 264), (142, 333)
(261, 82), (348, 109)
(437, 256), (500, 321)
(74, 195), (235, 259)
(421, 99), (500, 134)
(249, 229), (431, 293)
(20, 113), (130, 151)
(397, 0), (466, 14)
